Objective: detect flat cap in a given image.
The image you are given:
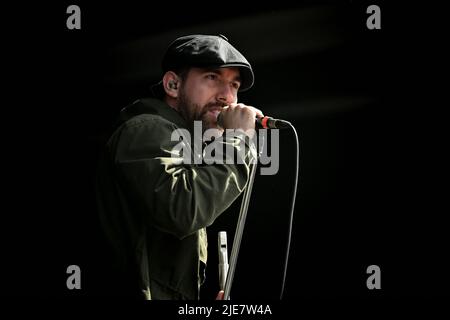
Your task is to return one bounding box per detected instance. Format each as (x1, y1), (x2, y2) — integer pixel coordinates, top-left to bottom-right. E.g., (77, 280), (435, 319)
(152, 34), (254, 96)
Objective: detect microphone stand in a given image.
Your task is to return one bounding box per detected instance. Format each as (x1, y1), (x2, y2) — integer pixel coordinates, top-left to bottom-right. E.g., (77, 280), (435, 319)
(223, 159), (258, 300)
(221, 121), (297, 300)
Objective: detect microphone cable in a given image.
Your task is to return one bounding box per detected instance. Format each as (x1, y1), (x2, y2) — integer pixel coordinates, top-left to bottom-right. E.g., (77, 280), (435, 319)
(279, 121), (299, 300)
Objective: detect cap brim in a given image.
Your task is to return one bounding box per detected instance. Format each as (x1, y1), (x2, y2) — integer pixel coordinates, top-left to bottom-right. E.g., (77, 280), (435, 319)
(234, 65), (254, 92)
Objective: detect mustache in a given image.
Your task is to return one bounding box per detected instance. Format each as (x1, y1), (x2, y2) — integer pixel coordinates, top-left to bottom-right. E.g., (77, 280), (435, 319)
(200, 102), (227, 116)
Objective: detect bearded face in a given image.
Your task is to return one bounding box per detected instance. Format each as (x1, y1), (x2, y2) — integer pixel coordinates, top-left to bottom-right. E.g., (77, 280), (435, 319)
(175, 67), (241, 132)
(178, 87), (226, 131)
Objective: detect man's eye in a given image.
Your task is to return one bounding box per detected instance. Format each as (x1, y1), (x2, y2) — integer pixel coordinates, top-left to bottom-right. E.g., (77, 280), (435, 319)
(206, 74), (217, 80)
(232, 82), (240, 90)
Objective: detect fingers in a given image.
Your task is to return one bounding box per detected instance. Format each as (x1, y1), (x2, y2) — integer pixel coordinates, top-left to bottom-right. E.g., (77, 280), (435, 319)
(221, 105), (254, 127)
(215, 290), (224, 300)
(249, 106), (264, 118)
(225, 103), (263, 118)
(219, 103), (263, 137)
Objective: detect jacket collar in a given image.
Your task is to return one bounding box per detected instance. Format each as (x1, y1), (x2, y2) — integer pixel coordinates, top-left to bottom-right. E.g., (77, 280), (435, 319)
(118, 98), (188, 130)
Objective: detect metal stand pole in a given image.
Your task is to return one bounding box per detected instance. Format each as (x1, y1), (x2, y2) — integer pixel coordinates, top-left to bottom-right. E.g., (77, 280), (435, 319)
(223, 162), (258, 300)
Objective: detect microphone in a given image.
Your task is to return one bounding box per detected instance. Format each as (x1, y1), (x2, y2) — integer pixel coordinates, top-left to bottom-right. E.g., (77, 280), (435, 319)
(217, 113), (291, 129)
(255, 116), (291, 129)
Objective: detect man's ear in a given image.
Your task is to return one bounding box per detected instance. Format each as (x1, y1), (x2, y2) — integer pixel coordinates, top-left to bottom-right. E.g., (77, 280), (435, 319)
(163, 71), (180, 98)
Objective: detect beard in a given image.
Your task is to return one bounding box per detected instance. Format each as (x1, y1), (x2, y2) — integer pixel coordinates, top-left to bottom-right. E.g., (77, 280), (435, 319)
(178, 87), (226, 132)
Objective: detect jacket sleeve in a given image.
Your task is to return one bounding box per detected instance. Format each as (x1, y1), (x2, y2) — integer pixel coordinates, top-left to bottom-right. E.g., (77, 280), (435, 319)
(111, 115), (257, 239)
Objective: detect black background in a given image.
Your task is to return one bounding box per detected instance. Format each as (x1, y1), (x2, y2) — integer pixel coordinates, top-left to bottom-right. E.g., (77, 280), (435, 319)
(1, 0), (447, 305)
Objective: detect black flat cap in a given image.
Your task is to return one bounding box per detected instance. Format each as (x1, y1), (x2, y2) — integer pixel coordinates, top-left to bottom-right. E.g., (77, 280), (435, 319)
(151, 34), (254, 96)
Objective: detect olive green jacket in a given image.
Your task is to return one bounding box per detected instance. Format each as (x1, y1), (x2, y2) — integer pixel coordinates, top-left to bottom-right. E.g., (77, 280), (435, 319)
(96, 98), (256, 299)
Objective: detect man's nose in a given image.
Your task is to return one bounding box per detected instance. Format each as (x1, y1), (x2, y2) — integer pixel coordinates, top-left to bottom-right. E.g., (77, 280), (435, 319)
(217, 84), (237, 105)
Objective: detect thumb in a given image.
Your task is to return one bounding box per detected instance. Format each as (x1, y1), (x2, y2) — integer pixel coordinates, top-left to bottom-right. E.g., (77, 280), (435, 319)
(215, 290), (224, 300)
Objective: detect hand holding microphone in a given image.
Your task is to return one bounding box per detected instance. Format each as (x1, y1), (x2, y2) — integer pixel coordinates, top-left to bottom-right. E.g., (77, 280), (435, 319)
(217, 103), (290, 131)
(216, 103), (260, 138)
